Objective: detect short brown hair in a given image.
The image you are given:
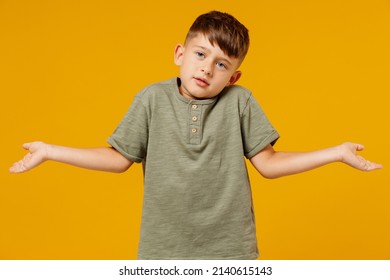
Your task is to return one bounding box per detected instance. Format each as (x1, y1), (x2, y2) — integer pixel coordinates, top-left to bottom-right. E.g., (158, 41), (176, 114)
(185, 11), (250, 61)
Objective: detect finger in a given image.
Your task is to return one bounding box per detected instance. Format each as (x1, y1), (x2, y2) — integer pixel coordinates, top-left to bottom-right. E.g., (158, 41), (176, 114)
(367, 162), (383, 171)
(9, 164), (18, 173)
(354, 143), (365, 151)
(9, 161), (25, 173)
(22, 142), (31, 150)
(358, 156), (383, 171)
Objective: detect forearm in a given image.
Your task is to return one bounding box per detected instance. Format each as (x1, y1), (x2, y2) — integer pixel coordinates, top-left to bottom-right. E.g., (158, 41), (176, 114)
(267, 148), (339, 178)
(47, 144), (133, 173)
(250, 145), (341, 179)
(250, 142), (381, 179)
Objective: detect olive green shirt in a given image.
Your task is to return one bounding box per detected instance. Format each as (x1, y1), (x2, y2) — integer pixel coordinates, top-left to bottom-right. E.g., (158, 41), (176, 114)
(108, 78), (279, 259)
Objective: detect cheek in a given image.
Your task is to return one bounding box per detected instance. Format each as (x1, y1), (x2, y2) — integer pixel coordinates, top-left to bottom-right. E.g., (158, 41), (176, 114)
(181, 62), (193, 75)
(217, 74), (233, 85)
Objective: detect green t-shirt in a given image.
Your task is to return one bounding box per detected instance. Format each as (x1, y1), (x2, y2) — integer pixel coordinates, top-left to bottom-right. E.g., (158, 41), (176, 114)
(108, 78), (279, 259)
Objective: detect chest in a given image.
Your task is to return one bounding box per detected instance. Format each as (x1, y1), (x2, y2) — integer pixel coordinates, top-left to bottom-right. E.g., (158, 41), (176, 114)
(148, 99), (242, 146)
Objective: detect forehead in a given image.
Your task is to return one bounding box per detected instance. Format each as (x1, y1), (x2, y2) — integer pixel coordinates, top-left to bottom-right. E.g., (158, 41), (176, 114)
(186, 34), (225, 54)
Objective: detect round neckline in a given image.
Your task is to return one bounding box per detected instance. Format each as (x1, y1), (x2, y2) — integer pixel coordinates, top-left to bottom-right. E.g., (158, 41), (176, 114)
(172, 77), (219, 105)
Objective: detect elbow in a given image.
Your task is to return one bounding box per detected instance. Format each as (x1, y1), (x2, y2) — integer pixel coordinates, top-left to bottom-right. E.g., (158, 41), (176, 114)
(118, 164), (133, 173)
(111, 160), (133, 173)
(112, 167), (129, 174)
(261, 172), (281, 179)
(258, 168), (284, 179)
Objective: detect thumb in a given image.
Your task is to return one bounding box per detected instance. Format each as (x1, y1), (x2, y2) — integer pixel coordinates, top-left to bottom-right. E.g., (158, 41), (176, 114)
(354, 143), (365, 152)
(22, 142), (32, 150)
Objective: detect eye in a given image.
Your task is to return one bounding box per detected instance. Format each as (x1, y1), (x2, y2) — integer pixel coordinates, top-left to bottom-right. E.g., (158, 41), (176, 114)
(216, 62), (227, 69)
(195, 51), (205, 59)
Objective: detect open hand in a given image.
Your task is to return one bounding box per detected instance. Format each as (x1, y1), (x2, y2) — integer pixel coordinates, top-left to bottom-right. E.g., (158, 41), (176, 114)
(338, 142), (382, 171)
(10, 142), (49, 174)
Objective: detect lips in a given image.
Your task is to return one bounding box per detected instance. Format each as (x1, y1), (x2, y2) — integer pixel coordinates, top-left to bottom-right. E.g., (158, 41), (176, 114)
(193, 77), (209, 87)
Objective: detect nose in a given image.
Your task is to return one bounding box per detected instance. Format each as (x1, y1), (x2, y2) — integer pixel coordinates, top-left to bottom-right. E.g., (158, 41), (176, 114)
(201, 61), (213, 76)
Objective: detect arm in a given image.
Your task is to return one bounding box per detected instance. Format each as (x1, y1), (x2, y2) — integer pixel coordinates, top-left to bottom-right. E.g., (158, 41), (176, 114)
(250, 142), (382, 179)
(9, 141), (133, 174)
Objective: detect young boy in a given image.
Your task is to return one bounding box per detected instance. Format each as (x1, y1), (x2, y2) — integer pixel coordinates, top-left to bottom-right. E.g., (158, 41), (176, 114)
(10, 11), (382, 260)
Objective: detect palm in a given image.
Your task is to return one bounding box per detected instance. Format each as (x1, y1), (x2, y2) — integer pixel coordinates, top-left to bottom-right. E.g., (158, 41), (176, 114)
(341, 142), (382, 171)
(10, 142), (47, 173)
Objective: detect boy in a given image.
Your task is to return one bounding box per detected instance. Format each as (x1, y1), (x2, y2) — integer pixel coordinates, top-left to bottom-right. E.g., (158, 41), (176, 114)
(10, 11), (382, 259)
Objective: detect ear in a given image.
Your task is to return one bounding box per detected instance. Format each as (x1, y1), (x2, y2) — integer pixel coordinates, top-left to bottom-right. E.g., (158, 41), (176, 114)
(226, 71), (242, 86)
(174, 44), (185, 66)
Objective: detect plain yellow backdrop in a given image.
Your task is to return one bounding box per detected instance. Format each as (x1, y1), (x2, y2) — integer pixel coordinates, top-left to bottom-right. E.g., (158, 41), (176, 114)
(1, 0), (389, 259)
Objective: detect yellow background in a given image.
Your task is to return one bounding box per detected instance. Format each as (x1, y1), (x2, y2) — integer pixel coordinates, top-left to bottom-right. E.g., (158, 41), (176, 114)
(1, 0), (389, 259)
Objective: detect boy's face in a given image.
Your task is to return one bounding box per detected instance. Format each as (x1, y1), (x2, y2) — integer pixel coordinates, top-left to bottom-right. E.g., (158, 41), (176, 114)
(174, 34), (242, 100)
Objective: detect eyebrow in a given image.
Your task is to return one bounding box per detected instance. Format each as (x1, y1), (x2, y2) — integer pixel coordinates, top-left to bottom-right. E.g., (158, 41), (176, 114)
(193, 45), (233, 66)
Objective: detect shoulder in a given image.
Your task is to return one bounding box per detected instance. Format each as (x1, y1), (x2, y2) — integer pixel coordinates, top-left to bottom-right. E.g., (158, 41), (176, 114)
(130, 78), (178, 116)
(136, 78), (177, 101)
(217, 84), (255, 114)
(219, 84), (252, 102)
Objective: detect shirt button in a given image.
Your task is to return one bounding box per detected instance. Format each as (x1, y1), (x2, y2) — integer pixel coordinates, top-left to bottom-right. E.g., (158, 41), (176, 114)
(192, 104), (198, 109)
(192, 116), (198, 121)
(191, 128), (197, 133)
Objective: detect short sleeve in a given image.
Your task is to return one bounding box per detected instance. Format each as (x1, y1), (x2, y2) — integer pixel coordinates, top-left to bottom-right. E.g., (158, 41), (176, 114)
(241, 95), (279, 159)
(107, 94), (149, 163)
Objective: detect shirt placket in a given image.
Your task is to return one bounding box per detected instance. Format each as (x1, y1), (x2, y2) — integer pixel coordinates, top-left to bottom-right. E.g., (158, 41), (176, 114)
(188, 103), (202, 145)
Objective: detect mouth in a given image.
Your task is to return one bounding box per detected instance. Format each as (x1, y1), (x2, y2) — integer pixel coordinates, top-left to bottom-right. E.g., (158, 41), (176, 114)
(193, 77), (209, 87)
